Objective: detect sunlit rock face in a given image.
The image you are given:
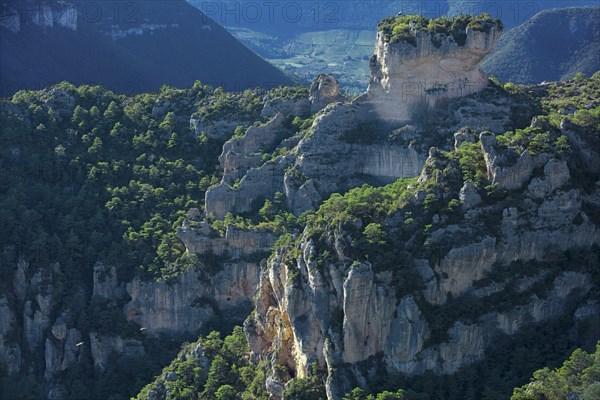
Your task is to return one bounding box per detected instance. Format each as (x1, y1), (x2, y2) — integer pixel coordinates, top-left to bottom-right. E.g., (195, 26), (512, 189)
(366, 26), (501, 122)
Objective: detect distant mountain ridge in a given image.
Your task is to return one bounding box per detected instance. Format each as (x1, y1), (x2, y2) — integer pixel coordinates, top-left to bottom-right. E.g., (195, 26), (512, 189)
(0, 0), (291, 97)
(187, 1), (600, 93)
(482, 6), (600, 84)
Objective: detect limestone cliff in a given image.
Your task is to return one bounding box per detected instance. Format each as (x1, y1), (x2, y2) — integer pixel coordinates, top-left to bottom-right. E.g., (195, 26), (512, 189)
(366, 17), (502, 121)
(0, 245), (266, 394)
(124, 262), (259, 333)
(202, 75), (523, 221)
(204, 75), (427, 219)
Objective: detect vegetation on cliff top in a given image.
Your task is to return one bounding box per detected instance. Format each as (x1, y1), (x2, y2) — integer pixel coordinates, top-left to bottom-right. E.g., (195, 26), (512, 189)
(266, 74), (600, 293)
(378, 13), (502, 46)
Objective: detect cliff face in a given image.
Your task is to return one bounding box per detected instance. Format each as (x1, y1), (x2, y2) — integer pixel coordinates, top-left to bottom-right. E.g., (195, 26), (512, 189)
(125, 225), (276, 334)
(366, 26), (501, 121)
(203, 68), (521, 221)
(202, 18), (508, 224)
(246, 135), (600, 398)
(0, 260), (87, 382)
(123, 263), (259, 333)
(204, 75), (427, 219)
(0, 242), (265, 391)
(205, 103), (426, 219)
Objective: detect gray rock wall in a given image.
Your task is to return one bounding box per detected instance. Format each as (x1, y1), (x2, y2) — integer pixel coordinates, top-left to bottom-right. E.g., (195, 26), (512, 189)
(247, 149), (600, 399)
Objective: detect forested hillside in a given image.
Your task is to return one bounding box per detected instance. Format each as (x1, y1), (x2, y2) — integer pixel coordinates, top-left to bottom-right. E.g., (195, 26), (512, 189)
(0, 81), (304, 398)
(1, 12), (599, 397)
(483, 7), (600, 83)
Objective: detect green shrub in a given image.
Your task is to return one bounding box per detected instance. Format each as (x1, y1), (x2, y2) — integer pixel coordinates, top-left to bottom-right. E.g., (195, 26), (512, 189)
(511, 342), (600, 400)
(134, 327), (269, 400)
(364, 223), (387, 246)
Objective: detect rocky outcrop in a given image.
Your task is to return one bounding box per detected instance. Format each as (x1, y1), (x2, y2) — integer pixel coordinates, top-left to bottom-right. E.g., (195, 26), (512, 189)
(93, 262), (126, 300)
(40, 88), (77, 119)
(480, 132), (547, 190)
(415, 270), (591, 373)
(247, 144), (600, 398)
(0, 228), (267, 394)
(206, 101), (425, 219)
(561, 118), (600, 173)
(44, 328), (83, 379)
(1, 260), (92, 383)
(459, 181), (481, 210)
(366, 25), (501, 122)
(202, 80), (323, 220)
(527, 159), (570, 199)
(202, 28), (531, 219)
(249, 240), (596, 391)
(89, 332), (144, 373)
(218, 113), (289, 186)
(178, 223), (275, 259)
(190, 117), (243, 141)
(124, 261), (262, 334)
(309, 74), (346, 114)
(205, 156), (293, 219)
(454, 128), (477, 149)
(23, 265), (59, 352)
(262, 97), (310, 119)
(0, 339), (22, 376)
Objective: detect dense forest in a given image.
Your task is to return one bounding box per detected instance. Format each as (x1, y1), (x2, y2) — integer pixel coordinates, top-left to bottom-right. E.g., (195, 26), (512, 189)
(0, 81), (298, 285)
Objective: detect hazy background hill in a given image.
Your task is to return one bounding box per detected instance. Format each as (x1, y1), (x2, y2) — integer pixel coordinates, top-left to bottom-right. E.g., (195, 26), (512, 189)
(0, 0), (291, 97)
(482, 6), (600, 84)
(3, 0), (598, 97)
